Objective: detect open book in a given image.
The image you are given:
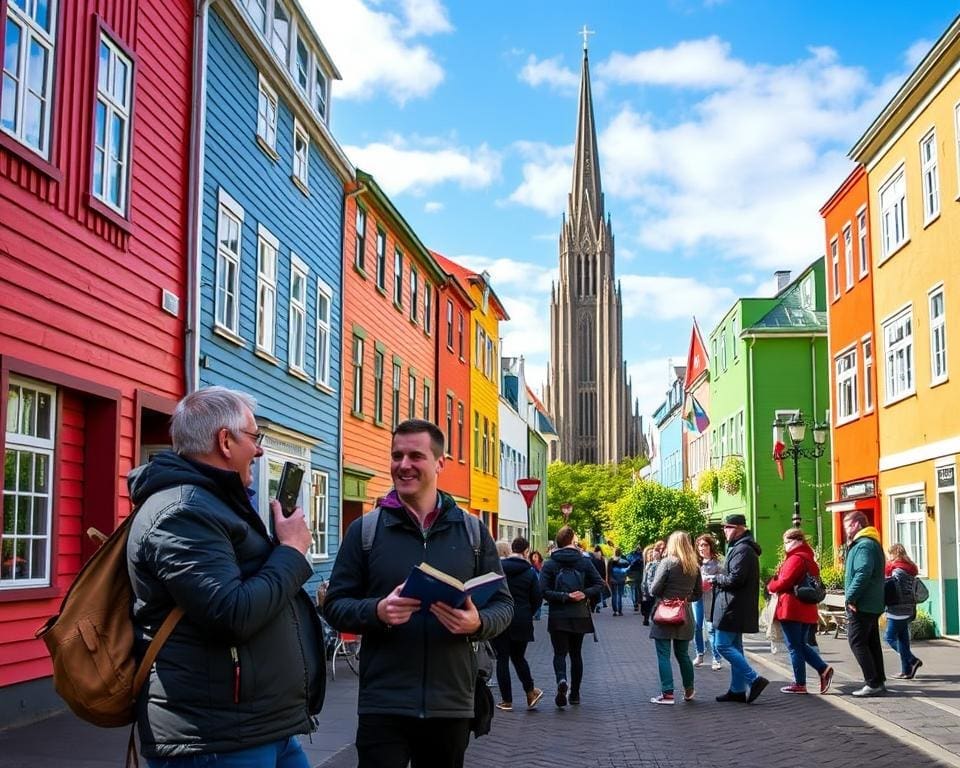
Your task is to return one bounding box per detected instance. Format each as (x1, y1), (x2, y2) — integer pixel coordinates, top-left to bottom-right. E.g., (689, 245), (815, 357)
(399, 562), (505, 612)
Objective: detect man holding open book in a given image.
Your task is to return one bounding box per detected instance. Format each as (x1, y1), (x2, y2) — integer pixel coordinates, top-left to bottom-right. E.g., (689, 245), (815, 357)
(324, 420), (513, 768)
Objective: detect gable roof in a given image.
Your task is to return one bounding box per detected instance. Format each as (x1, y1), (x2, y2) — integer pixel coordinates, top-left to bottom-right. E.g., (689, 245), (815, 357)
(742, 261), (826, 336)
(431, 251), (509, 321)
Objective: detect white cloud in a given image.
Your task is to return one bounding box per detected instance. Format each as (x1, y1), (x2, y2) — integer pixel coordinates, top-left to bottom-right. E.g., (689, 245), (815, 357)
(424, 201), (444, 213)
(596, 37), (749, 89)
(627, 358), (686, 421)
(301, 0), (446, 104)
(619, 274), (735, 325)
(905, 39), (932, 69)
(519, 54), (579, 93)
(506, 141), (571, 216)
(345, 137), (500, 195)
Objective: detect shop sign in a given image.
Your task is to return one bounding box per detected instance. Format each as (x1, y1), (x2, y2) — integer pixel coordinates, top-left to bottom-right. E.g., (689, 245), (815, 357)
(840, 479), (876, 499)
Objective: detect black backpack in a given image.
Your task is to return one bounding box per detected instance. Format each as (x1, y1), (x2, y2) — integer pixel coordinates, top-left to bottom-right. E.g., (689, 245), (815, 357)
(555, 563), (585, 594)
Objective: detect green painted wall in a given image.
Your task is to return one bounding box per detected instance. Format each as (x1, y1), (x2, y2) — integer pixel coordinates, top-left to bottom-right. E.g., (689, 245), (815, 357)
(528, 428), (549, 553)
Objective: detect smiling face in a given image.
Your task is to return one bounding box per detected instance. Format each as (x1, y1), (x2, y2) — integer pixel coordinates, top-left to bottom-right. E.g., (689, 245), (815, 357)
(390, 430), (444, 504)
(224, 406), (263, 488)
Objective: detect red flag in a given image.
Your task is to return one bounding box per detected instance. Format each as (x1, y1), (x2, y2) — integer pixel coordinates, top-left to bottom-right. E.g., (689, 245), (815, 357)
(773, 440), (785, 480)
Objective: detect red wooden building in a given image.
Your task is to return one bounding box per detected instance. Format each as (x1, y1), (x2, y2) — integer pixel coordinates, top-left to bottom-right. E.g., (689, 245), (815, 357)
(0, 0), (194, 719)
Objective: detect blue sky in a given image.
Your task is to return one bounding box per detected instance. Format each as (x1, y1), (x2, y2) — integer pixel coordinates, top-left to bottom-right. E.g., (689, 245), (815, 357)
(302, 0), (958, 421)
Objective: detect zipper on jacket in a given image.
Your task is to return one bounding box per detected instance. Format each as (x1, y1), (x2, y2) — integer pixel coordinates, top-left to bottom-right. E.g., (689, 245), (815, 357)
(230, 646), (240, 704)
(291, 601), (312, 726)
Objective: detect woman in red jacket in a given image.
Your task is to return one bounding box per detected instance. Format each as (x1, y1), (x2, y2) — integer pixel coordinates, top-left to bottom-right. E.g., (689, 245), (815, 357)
(884, 543), (922, 679)
(766, 528), (834, 694)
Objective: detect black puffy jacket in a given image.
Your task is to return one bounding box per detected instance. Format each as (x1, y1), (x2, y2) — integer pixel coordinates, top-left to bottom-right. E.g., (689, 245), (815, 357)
(498, 556), (541, 642)
(710, 531), (762, 633)
(539, 547), (602, 633)
(323, 491), (513, 718)
(126, 452), (324, 758)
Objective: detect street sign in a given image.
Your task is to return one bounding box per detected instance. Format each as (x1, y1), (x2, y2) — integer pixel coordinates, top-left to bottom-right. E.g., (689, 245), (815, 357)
(516, 477), (541, 509)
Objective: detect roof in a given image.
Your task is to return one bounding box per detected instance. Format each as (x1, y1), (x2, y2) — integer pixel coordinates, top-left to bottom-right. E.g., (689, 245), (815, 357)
(526, 386), (557, 435)
(743, 261), (827, 335)
(431, 252), (509, 321)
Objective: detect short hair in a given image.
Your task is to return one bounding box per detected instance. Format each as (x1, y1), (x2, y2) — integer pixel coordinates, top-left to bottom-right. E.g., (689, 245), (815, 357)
(555, 525), (575, 548)
(695, 533), (719, 558)
(512, 536), (529, 554)
(496, 540), (512, 558)
(393, 419), (444, 458)
(844, 510), (869, 528)
(171, 386), (256, 456)
(783, 528), (807, 544)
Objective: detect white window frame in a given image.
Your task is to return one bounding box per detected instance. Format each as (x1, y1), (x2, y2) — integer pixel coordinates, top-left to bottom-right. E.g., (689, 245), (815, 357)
(731, 314), (738, 359)
(407, 371), (416, 419)
(393, 248), (403, 307)
(215, 189), (244, 337)
(292, 23), (309, 93)
(890, 491), (926, 574)
(929, 284), (948, 386)
(879, 164), (908, 261)
(882, 306), (914, 404)
(373, 348), (384, 423)
(352, 335), (364, 415)
(354, 206), (366, 271)
(410, 267), (419, 322)
(834, 345), (859, 425)
(862, 334), (874, 413)
(244, 0), (268, 34)
(424, 282), (432, 335)
(292, 119), (309, 188)
(270, 0), (290, 65)
(920, 128), (940, 225)
(843, 223), (853, 292)
(1, 0), (57, 158)
(256, 225), (278, 356)
(256, 74), (278, 152)
(92, 33), (133, 214)
(2, 377), (56, 588)
(288, 256), (308, 372)
(315, 278), (332, 388)
(720, 330), (727, 371)
(391, 362), (401, 429)
(375, 228), (386, 291)
(830, 237), (840, 300)
(857, 206), (869, 278)
(423, 381), (430, 420)
(309, 470), (329, 559)
(312, 60), (327, 121)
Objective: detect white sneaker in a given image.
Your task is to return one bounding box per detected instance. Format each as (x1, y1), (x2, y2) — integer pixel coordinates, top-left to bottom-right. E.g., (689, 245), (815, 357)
(711, 659), (722, 671)
(693, 653), (704, 667)
(851, 684), (885, 697)
(650, 694), (675, 705)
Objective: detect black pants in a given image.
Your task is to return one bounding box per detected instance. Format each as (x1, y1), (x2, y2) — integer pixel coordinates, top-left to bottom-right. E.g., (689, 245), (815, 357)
(847, 610), (885, 688)
(640, 597), (655, 622)
(356, 714), (471, 768)
(492, 634), (534, 703)
(550, 630), (585, 693)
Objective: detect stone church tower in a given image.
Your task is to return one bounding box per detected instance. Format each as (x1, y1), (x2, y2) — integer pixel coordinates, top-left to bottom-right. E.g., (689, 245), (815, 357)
(544, 43), (644, 465)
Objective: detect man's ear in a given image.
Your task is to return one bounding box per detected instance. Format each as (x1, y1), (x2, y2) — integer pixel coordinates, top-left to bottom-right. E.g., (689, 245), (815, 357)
(217, 427), (233, 458)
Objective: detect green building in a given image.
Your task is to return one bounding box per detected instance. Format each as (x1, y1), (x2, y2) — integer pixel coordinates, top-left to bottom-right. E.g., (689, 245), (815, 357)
(527, 427), (549, 553)
(706, 261), (831, 572)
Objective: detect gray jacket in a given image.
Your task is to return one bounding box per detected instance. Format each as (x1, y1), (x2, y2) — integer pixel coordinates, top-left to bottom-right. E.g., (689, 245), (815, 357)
(648, 557), (703, 641)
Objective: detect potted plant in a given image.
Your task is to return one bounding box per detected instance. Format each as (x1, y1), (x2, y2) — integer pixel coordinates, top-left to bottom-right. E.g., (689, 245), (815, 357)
(697, 468), (718, 499)
(718, 456), (745, 495)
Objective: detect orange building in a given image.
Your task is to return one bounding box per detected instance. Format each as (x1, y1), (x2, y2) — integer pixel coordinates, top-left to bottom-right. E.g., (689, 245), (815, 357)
(340, 170), (446, 536)
(820, 165), (880, 550)
(432, 251), (475, 509)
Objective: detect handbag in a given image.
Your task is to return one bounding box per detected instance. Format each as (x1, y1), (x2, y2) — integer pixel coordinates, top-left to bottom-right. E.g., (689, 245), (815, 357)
(794, 569), (826, 604)
(652, 597), (687, 625)
(469, 640), (495, 738)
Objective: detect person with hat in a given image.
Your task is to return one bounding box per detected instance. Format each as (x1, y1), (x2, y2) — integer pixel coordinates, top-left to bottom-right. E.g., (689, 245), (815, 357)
(704, 514), (769, 704)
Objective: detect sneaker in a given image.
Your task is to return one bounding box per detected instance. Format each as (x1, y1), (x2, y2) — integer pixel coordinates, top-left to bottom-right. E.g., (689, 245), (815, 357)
(907, 658), (923, 679)
(747, 676), (769, 703)
(555, 680), (568, 708)
(711, 659), (723, 671)
(819, 666), (835, 694)
(851, 684), (886, 697)
(569, 692), (581, 705)
(683, 687), (695, 701)
(496, 701), (513, 711)
(715, 690), (746, 703)
(891, 672), (910, 679)
(693, 653), (704, 667)
(650, 693), (675, 705)
(526, 688), (543, 709)
(780, 684), (807, 694)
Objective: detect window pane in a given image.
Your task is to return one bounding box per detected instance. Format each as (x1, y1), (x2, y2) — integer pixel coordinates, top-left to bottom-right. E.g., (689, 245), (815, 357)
(296, 38), (309, 90)
(26, 37), (46, 92)
(113, 56), (128, 104)
(272, 2), (289, 60)
(3, 494), (14, 534)
(98, 42), (109, 94)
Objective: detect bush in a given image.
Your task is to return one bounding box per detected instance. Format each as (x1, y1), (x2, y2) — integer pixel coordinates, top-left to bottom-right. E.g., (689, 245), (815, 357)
(696, 468), (718, 498)
(910, 608), (937, 640)
(819, 564), (844, 590)
(717, 456), (744, 495)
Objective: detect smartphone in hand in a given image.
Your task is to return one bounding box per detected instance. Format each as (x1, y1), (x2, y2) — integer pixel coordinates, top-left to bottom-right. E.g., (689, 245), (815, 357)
(275, 462), (304, 518)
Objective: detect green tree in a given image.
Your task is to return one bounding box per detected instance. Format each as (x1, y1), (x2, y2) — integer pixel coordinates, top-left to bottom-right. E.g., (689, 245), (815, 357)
(606, 480), (707, 553)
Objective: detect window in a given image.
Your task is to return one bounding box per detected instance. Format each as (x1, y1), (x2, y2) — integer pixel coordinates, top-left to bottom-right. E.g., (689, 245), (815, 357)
(215, 191), (243, 335)
(410, 268), (419, 322)
(313, 62), (326, 120)
(375, 229), (386, 291)
(830, 238), (839, 300)
(445, 395), (454, 455)
(2, 379), (55, 587)
(879, 167), (907, 258)
(391, 362), (401, 429)
(422, 382), (430, 420)
(446, 300), (454, 348)
(92, 34), (133, 213)
(408, 372), (416, 418)
(482, 418), (489, 473)
(354, 207), (366, 271)
(718, 422), (726, 460)
(843, 224), (853, 291)
(720, 331), (727, 371)
(1, 0), (57, 157)
(920, 130), (940, 223)
(491, 425), (497, 477)
(457, 312), (464, 358)
(288, 258), (307, 371)
(857, 208), (869, 278)
(892, 493), (926, 572)
(863, 336), (874, 412)
(473, 411), (480, 467)
(457, 402), (464, 460)
(711, 339), (718, 374)
(351, 335), (364, 415)
(732, 314), (739, 359)
(423, 283), (432, 335)
(256, 226), (278, 355)
(256, 76), (278, 151)
(292, 121), (309, 187)
(271, 0), (289, 64)
(930, 287), (947, 384)
(883, 308), (914, 403)
(393, 248), (403, 306)
(373, 349), (384, 423)
(835, 347), (858, 423)
(310, 471), (328, 558)
(245, 0), (267, 33)
(294, 34), (309, 92)
(315, 280), (331, 387)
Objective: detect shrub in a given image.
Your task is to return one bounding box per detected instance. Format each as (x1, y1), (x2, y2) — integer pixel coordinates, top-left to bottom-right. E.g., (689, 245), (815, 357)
(819, 564), (844, 590)
(910, 608), (937, 640)
(717, 456), (744, 495)
(697, 468), (718, 498)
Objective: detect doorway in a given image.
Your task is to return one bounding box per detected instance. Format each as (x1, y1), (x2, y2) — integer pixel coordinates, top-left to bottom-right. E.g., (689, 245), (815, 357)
(938, 487), (958, 636)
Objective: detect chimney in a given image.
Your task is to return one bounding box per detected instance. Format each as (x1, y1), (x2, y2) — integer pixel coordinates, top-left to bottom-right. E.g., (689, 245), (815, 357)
(774, 270), (791, 295)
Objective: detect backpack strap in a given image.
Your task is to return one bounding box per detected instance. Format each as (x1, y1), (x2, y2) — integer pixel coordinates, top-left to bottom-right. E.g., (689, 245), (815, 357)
(361, 507), (382, 552)
(462, 510), (482, 576)
(132, 605), (185, 699)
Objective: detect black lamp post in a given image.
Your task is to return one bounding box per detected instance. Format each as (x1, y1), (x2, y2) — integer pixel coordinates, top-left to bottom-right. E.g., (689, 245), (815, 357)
(774, 412), (828, 528)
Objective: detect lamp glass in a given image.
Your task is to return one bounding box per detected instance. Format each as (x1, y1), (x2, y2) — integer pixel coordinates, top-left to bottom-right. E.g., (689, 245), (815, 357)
(787, 421), (806, 443)
(812, 426), (827, 445)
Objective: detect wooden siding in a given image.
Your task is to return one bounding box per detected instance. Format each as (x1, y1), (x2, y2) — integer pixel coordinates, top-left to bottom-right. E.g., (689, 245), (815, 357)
(470, 294), (501, 518)
(435, 284), (471, 502)
(199, 11), (344, 580)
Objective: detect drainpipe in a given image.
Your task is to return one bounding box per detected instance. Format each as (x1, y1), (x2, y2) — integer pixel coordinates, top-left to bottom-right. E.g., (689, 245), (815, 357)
(184, 0), (213, 393)
(746, 337), (756, 531)
(811, 337), (822, 550)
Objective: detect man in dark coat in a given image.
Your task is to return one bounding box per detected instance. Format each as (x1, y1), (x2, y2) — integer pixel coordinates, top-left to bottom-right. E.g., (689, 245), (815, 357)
(708, 514), (769, 704)
(843, 510), (887, 696)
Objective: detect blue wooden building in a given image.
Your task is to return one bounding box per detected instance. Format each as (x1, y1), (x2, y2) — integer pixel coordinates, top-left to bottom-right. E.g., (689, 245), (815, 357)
(196, 0), (353, 586)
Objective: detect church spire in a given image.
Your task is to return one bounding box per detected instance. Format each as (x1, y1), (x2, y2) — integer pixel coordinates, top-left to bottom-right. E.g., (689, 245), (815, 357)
(569, 39), (603, 230)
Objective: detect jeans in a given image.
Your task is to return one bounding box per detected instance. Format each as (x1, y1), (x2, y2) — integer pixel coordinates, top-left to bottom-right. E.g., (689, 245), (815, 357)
(692, 599), (705, 655)
(654, 638), (694, 693)
(884, 616), (918, 674)
(146, 738), (308, 768)
(549, 630), (585, 693)
(705, 621), (718, 660)
(492, 634), (534, 703)
(847, 610), (885, 688)
(779, 620), (827, 685)
(629, 580), (641, 609)
(714, 630), (758, 693)
(356, 715), (471, 768)
(611, 581), (625, 614)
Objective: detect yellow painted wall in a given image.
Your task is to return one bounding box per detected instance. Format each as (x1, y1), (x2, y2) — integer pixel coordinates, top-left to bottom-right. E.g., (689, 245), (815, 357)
(469, 289), (502, 516)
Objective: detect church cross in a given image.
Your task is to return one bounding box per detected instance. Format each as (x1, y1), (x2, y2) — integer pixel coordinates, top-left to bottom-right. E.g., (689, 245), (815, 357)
(579, 25), (595, 51)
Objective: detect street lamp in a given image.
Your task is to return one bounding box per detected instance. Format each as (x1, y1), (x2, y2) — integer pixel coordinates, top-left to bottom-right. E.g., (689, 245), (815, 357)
(774, 411), (828, 528)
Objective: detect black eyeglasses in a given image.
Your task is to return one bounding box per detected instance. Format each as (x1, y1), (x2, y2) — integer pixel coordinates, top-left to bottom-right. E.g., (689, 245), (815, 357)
(238, 429), (265, 446)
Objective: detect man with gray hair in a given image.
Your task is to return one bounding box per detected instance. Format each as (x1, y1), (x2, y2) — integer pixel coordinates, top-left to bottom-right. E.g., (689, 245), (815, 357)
(127, 386), (324, 767)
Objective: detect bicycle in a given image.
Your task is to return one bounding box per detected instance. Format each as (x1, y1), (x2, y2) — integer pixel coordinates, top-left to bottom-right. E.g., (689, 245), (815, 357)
(316, 580), (361, 680)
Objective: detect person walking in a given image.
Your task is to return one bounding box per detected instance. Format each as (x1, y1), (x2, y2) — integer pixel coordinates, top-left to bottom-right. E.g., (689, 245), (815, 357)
(842, 510), (886, 697)
(539, 526), (603, 708)
(531, 551), (545, 620)
(708, 514), (769, 704)
(626, 545), (645, 612)
(648, 531), (703, 705)
(766, 528), (834, 695)
(493, 537), (544, 712)
(884, 543), (923, 680)
(591, 546), (610, 613)
(608, 548), (629, 616)
(694, 534), (723, 671)
(640, 541), (665, 626)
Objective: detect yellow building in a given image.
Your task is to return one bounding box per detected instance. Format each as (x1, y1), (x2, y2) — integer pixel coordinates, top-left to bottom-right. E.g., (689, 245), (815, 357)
(850, 17), (960, 636)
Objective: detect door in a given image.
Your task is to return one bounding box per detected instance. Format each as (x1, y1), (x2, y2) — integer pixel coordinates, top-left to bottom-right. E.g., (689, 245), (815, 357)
(938, 489), (958, 635)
